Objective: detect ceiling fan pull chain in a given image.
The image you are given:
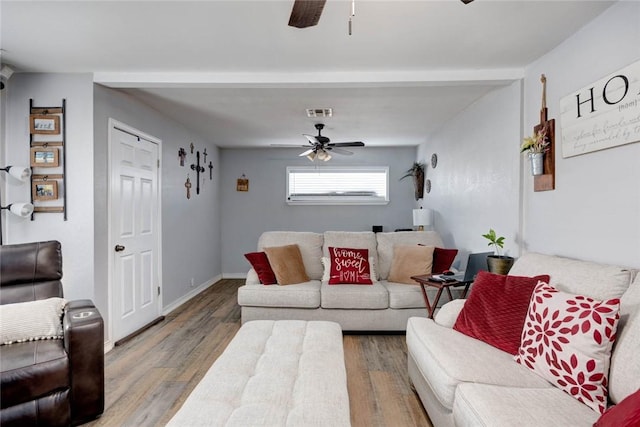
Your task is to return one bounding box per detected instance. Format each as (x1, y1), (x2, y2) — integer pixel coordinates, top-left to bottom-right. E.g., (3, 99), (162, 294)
(348, 0), (355, 35)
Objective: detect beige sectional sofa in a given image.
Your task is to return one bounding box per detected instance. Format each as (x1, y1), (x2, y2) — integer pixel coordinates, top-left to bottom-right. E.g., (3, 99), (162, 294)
(238, 230), (446, 331)
(406, 252), (640, 426)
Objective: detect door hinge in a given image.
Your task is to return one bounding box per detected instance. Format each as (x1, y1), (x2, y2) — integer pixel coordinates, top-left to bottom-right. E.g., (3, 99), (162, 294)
(157, 159), (160, 168)
(157, 286), (161, 296)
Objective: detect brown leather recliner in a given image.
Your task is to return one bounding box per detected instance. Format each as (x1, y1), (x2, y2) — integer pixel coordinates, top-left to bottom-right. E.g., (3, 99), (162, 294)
(0, 241), (104, 426)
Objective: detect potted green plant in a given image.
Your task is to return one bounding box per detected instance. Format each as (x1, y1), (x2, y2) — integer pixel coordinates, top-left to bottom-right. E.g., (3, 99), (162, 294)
(481, 228), (515, 275)
(521, 129), (550, 176)
(400, 162), (425, 200)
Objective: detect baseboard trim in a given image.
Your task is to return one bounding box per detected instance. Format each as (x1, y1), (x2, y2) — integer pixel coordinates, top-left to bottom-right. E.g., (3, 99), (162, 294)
(114, 316), (165, 346)
(162, 274), (222, 316)
(222, 273), (247, 279)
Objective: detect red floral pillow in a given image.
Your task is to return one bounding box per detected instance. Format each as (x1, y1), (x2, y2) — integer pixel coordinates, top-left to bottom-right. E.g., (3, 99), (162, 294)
(432, 248), (458, 274)
(244, 252), (276, 285)
(515, 281), (621, 414)
(453, 271), (550, 355)
(594, 388), (640, 427)
(328, 247), (372, 285)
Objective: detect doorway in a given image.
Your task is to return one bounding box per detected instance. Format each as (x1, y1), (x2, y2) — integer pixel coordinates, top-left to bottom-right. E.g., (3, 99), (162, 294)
(108, 119), (162, 343)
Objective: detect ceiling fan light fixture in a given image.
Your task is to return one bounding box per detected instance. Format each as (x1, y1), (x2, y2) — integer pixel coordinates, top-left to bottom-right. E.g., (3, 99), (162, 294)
(306, 151), (317, 161)
(317, 149), (331, 161)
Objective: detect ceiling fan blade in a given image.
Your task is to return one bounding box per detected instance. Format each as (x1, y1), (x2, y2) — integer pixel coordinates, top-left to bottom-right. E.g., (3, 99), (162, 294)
(303, 134), (320, 144)
(327, 141), (365, 147)
(327, 147), (354, 155)
(461, 0), (474, 4)
(299, 148), (315, 157)
(288, 0), (326, 28)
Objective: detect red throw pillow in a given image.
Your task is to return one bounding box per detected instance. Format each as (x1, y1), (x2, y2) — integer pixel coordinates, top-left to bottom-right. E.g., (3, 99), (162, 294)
(432, 247), (458, 274)
(453, 271), (550, 355)
(244, 252), (277, 285)
(594, 388), (640, 427)
(328, 247), (373, 285)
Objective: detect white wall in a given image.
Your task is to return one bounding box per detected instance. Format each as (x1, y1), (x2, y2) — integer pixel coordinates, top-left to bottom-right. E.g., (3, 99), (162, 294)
(417, 81), (522, 269)
(522, 2), (640, 268)
(93, 84), (222, 327)
(3, 73), (95, 301)
(418, 2), (640, 271)
(220, 146), (418, 275)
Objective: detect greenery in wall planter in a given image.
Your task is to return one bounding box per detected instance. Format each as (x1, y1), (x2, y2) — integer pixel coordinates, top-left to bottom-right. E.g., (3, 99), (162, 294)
(482, 228), (515, 275)
(400, 162), (425, 200)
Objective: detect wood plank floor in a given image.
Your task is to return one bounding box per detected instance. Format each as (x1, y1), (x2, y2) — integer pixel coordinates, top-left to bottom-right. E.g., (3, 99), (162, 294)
(86, 279), (432, 427)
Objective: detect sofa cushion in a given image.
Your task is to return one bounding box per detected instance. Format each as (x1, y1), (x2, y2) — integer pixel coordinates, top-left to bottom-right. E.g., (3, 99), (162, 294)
(0, 340), (70, 408)
(515, 282), (620, 414)
(244, 252), (276, 285)
(508, 252), (632, 301)
(388, 245), (435, 284)
(321, 281), (388, 309)
(406, 317), (552, 411)
(1, 297), (67, 345)
(594, 388), (640, 427)
(264, 245), (309, 285)
(327, 247), (372, 285)
(608, 273), (640, 404)
(453, 272), (550, 355)
(383, 282), (427, 309)
(432, 247), (458, 274)
(258, 232), (324, 281)
(376, 231), (444, 280)
(454, 383), (599, 427)
(237, 282), (321, 309)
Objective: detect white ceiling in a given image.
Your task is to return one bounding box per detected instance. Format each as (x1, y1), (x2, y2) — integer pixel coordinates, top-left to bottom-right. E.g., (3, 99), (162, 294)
(1, 1), (615, 148)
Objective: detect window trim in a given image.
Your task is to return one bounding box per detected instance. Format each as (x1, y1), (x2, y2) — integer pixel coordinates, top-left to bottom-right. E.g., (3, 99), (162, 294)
(286, 166), (390, 205)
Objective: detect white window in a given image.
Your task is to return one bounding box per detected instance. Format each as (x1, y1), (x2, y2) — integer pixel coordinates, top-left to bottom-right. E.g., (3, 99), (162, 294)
(286, 166), (389, 205)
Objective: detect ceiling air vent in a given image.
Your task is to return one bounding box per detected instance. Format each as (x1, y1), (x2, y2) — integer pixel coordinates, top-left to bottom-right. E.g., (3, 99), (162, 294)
(306, 108), (333, 118)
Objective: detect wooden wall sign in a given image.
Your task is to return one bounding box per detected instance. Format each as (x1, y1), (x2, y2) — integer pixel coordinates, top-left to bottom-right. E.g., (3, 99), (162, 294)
(560, 59), (640, 158)
(236, 175), (249, 192)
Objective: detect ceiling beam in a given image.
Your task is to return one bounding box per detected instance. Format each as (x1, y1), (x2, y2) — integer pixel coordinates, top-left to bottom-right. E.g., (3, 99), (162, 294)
(94, 69), (525, 89)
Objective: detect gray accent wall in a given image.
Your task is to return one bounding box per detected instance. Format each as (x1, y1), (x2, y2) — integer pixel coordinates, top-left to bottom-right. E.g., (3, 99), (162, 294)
(220, 146), (418, 276)
(93, 84), (221, 335)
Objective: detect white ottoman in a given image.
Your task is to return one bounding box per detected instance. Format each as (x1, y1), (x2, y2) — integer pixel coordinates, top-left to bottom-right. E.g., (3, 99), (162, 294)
(167, 320), (351, 427)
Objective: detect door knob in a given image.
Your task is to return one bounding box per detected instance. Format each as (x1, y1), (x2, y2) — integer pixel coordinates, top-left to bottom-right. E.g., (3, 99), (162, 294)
(114, 245), (125, 252)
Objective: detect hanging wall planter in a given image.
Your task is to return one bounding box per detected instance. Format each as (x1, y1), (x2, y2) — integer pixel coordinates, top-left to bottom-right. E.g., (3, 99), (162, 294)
(400, 162), (425, 200)
(521, 129), (549, 177)
(529, 153), (544, 176)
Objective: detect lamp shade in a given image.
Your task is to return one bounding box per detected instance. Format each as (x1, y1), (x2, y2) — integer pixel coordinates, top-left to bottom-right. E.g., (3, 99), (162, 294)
(413, 208), (433, 227)
(9, 203), (34, 218)
(3, 165), (32, 182)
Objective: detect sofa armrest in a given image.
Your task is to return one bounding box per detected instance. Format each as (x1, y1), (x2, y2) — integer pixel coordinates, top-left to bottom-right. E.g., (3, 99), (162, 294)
(63, 300), (104, 425)
(433, 299), (466, 328)
(246, 268), (261, 285)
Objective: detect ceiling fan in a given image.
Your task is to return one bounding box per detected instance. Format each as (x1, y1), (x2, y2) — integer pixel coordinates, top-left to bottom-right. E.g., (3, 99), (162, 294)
(287, 0), (473, 29)
(272, 124), (365, 162)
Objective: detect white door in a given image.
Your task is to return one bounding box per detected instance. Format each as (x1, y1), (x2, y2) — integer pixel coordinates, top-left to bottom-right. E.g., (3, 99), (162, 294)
(109, 120), (161, 342)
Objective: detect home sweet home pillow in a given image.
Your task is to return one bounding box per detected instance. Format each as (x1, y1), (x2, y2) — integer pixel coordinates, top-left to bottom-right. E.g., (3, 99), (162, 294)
(515, 281), (620, 414)
(328, 247), (372, 285)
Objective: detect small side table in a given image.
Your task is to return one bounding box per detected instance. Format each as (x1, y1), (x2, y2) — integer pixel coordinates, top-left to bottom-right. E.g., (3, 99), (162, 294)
(411, 275), (472, 319)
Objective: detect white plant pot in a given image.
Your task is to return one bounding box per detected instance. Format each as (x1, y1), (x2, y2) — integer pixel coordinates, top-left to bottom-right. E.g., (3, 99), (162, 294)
(530, 153), (544, 176)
